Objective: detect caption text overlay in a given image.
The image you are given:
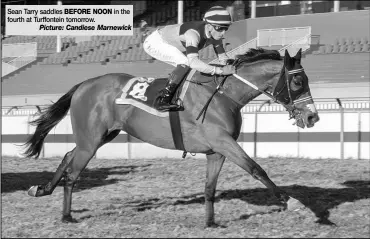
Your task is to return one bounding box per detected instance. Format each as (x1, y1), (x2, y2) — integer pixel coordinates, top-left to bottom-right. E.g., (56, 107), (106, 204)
(6, 5), (133, 36)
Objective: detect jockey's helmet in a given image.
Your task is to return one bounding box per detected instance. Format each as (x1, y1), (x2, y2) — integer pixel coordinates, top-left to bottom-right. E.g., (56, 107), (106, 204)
(203, 6), (232, 26)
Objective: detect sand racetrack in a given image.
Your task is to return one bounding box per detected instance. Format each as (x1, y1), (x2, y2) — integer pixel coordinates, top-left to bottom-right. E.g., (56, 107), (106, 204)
(2, 156), (369, 238)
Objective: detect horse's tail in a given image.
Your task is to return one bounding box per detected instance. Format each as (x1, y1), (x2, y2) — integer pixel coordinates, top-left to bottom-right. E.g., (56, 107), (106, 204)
(23, 82), (83, 158)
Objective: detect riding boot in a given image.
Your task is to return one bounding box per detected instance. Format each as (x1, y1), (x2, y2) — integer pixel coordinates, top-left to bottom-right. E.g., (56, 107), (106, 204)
(154, 64), (190, 112)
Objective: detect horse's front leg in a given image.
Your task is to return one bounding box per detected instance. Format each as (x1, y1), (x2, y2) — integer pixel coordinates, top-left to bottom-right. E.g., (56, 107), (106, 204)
(210, 134), (305, 211)
(204, 152), (225, 228)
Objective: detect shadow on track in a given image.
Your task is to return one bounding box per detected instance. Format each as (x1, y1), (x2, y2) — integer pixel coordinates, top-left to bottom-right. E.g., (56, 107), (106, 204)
(122, 180), (370, 225)
(1, 164), (152, 194)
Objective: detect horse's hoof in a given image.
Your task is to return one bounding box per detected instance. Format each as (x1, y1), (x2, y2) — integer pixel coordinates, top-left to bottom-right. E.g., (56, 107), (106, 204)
(27, 185), (39, 197)
(205, 222), (226, 228)
(287, 196), (306, 212)
(62, 215), (78, 223)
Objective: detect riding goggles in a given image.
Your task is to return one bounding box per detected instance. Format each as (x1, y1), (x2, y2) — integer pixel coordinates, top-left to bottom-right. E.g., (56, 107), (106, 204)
(212, 24), (229, 32)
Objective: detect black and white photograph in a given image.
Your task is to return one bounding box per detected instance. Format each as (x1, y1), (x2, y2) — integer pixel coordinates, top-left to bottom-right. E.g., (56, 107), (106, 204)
(1, 0), (369, 237)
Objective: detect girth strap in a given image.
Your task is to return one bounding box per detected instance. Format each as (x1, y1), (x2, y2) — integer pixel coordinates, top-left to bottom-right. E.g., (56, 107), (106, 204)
(169, 111), (187, 158)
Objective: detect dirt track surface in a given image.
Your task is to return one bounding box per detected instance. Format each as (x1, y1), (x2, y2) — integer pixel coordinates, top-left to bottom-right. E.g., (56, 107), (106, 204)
(2, 156), (370, 238)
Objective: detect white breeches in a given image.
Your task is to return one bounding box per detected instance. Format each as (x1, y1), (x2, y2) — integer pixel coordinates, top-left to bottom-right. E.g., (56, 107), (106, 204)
(143, 30), (189, 67)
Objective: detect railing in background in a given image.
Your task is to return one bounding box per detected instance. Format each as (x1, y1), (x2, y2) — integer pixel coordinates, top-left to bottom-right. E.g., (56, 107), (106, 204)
(278, 34), (312, 56)
(242, 98), (370, 113)
(3, 98), (369, 116)
(2, 97), (369, 160)
(222, 37), (258, 59)
(248, 98), (370, 160)
(257, 26), (311, 47)
(209, 37), (258, 64)
(336, 98), (345, 160)
(254, 100), (271, 158)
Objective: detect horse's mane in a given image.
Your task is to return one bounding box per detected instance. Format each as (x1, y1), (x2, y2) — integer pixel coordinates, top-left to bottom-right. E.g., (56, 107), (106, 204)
(235, 48), (282, 64)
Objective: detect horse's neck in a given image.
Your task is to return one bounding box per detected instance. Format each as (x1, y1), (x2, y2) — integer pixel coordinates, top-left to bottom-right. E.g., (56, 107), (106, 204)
(222, 60), (283, 106)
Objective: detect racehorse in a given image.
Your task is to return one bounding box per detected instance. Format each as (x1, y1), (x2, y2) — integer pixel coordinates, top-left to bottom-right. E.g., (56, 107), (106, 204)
(23, 48), (320, 227)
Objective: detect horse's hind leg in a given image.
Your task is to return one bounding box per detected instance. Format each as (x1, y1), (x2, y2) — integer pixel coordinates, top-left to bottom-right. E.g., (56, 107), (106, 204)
(28, 148), (76, 197)
(61, 146), (96, 222)
(61, 130), (121, 223)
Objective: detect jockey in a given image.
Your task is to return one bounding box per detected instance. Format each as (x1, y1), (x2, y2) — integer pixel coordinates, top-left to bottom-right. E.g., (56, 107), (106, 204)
(143, 6), (236, 112)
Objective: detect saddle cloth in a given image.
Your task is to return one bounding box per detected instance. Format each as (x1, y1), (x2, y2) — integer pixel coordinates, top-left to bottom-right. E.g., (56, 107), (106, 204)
(115, 71), (194, 117)
(115, 71), (196, 154)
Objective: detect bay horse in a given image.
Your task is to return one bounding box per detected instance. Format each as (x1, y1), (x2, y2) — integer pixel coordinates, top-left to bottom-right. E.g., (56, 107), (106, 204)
(23, 48), (320, 227)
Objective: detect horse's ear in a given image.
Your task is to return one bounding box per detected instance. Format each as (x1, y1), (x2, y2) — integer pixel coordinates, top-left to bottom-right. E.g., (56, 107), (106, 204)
(295, 48), (302, 59)
(284, 49), (291, 66)
(295, 48), (302, 58)
(285, 49), (290, 58)
(294, 48), (302, 64)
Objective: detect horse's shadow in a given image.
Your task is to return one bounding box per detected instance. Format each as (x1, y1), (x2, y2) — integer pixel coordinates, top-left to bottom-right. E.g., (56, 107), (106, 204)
(3, 165), (368, 226)
(123, 180), (370, 226)
(1, 164), (152, 193)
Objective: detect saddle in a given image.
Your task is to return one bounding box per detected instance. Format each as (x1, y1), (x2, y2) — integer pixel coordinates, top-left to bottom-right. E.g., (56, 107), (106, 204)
(115, 74), (194, 158)
(115, 76), (188, 112)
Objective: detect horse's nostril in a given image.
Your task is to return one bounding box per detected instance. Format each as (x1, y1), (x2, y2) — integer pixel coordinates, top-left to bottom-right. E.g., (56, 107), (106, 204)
(307, 114), (319, 124)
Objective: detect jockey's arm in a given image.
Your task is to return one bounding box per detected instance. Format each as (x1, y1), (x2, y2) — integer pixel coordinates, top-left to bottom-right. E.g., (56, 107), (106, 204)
(187, 54), (223, 75)
(184, 30), (223, 75)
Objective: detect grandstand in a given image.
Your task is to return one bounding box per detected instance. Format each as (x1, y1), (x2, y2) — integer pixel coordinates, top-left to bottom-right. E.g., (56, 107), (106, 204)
(1, 1), (369, 101)
(2, 11), (369, 106)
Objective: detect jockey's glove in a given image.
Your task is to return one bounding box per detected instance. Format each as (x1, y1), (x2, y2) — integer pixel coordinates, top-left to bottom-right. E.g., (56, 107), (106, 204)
(220, 65), (236, 75)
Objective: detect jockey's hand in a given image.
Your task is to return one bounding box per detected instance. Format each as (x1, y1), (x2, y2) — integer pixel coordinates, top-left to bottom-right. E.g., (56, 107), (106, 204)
(220, 65), (236, 75)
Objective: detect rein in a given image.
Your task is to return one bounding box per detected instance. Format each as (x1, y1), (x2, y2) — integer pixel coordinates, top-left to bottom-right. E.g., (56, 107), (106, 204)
(195, 59), (312, 124)
(196, 60), (239, 123)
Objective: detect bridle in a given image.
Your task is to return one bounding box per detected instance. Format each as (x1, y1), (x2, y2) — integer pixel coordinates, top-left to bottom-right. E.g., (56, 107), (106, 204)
(196, 58), (312, 124)
(271, 67), (312, 123)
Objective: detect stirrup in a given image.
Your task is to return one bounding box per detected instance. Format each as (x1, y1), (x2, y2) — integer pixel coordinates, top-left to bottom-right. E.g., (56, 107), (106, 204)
(156, 103), (184, 112)
(155, 98), (184, 112)
(166, 98), (185, 112)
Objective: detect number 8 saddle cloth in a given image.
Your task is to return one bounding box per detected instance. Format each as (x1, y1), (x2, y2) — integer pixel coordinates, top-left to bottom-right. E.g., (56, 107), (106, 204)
(115, 74), (192, 117)
(115, 70), (195, 154)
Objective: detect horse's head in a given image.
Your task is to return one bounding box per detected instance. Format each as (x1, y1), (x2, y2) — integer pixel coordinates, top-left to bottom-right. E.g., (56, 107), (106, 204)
(272, 49), (320, 128)
(221, 48), (319, 128)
